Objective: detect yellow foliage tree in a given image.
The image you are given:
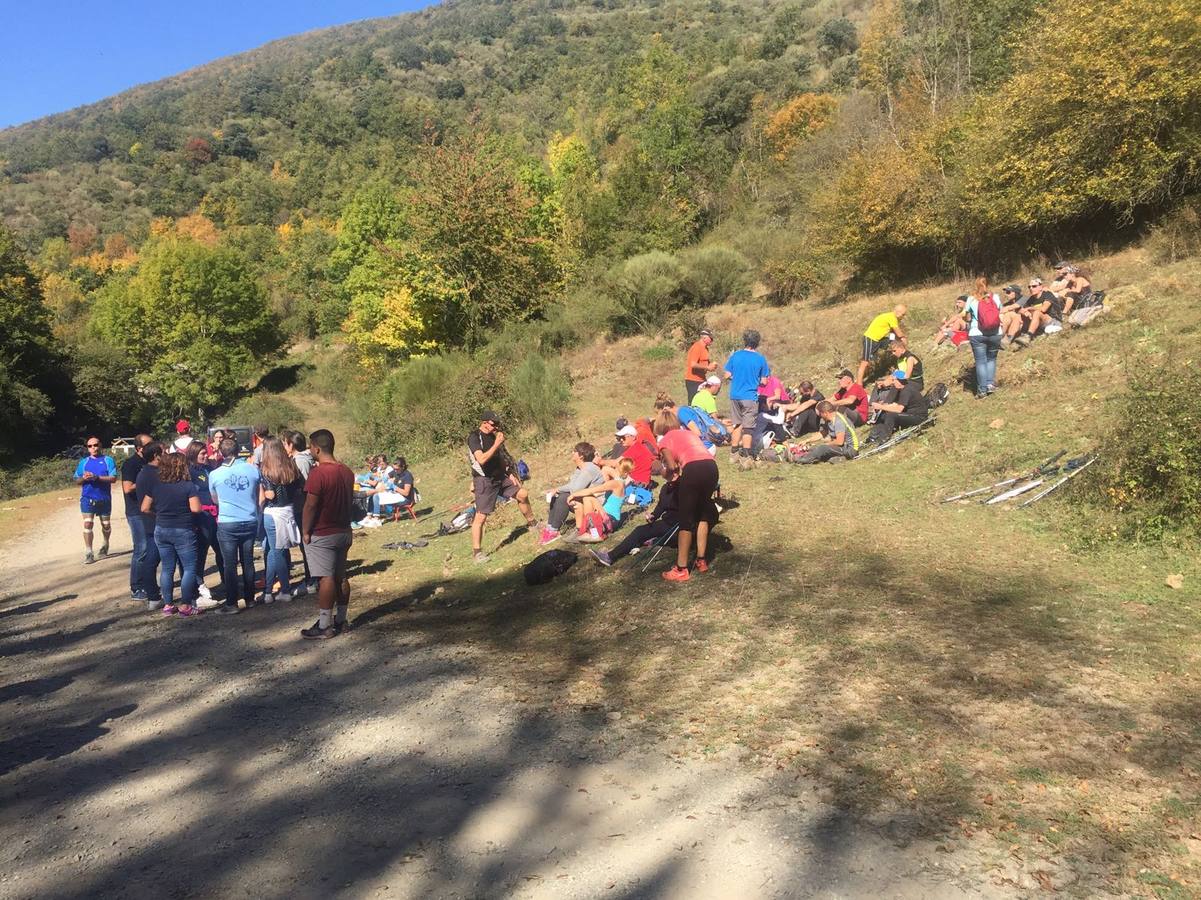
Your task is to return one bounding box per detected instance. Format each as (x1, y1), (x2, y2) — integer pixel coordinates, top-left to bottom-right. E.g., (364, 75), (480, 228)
(762, 93), (839, 161)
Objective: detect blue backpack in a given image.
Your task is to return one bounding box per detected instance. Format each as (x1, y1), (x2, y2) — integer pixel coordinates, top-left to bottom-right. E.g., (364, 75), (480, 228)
(690, 406), (731, 446)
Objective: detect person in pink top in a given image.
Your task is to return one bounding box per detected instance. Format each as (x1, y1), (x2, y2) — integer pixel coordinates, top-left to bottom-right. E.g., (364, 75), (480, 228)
(653, 410), (720, 583)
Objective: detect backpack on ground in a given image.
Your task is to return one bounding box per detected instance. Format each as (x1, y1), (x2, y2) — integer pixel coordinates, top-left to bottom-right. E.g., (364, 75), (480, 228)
(516, 459), (530, 481)
(925, 382), (950, 409)
(976, 294), (1001, 334)
(523, 549), (578, 585)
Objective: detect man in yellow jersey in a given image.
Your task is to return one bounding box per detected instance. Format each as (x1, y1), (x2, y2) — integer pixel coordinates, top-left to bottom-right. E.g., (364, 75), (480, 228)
(857, 304), (907, 384)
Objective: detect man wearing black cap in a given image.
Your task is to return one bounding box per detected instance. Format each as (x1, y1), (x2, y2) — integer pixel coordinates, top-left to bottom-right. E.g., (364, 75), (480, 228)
(468, 411), (536, 563)
(684, 329), (716, 403)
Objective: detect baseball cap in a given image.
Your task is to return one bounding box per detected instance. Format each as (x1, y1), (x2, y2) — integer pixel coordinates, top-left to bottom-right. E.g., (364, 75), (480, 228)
(479, 409), (501, 424)
(1004, 284), (1021, 295)
(176, 419), (190, 434)
(616, 425), (638, 438)
(1053, 260), (1069, 269)
(705, 375), (721, 386)
(699, 329), (713, 338)
(837, 369), (854, 379)
(893, 369), (908, 380)
(1029, 278), (1043, 287)
(615, 416), (629, 431)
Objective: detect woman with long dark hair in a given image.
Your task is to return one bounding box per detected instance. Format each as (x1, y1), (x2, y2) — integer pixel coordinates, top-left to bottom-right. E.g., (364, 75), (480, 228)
(259, 437), (303, 603)
(653, 408), (720, 582)
(141, 452), (202, 617)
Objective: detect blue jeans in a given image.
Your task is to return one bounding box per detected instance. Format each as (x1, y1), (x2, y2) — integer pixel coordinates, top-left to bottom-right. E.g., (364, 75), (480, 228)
(970, 333), (1003, 395)
(194, 512), (223, 581)
(263, 514), (291, 596)
(216, 521), (257, 608)
(155, 525), (198, 606)
(127, 513), (150, 597)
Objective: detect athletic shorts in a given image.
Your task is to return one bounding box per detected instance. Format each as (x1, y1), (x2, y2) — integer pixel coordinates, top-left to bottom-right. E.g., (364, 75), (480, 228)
(473, 475), (520, 516)
(861, 335), (885, 362)
(730, 399), (759, 430)
(307, 531), (352, 579)
(81, 498), (112, 517)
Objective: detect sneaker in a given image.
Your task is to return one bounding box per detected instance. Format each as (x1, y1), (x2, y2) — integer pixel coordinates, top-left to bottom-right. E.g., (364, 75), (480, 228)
(364, 517), (383, 529)
(1000, 336), (1012, 350)
(695, 559), (710, 574)
(277, 593), (293, 603)
(217, 603), (240, 615)
(560, 529), (581, 544)
(301, 620), (337, 640)
(578, 532), (604, 544)
(130, 591), (147, 602)
(98, 543), (109, 557)
(260, 593), (275, 605)
(590, 549), (613, 567)
(196, 595), (221, 610)
(662, 566), (690, 583)
(538, 527), (561, 546)
(84, 552), (95, 565)
(306, 580), (320, 595)
(176, 606), (200, 618)
(1016, 334), (1032, 347)
(161, 604), (178, 616)
(351, 521), (364, 531)
(472, 551), (490, 564)
(292, 583), (307, 598)
(197, 583), (212, 601)
(146, 599), (164, 612)
(986, 384), (997, 395)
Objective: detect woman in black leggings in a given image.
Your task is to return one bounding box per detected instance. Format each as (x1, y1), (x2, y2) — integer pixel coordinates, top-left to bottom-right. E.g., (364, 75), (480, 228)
(589, 480), (718, 567)
(654, 410), (720, 582)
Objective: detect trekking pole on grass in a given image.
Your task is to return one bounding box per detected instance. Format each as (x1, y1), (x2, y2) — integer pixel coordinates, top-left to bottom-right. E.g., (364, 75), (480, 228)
(641, 524), (681, 573)
(941, 450), (1065, 502)
(984, 475), (1052, 504)
(857, 416), (937, 460)
(1019, 455), (1098, 508)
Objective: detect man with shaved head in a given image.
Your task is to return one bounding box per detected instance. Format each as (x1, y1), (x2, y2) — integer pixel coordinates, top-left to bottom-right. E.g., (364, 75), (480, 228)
(857, 304), (908, 385)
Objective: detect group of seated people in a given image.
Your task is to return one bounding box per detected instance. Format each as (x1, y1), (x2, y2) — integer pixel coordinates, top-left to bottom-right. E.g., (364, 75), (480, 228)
(935, 262), (1102, 350)
(352, 454), (417, 527)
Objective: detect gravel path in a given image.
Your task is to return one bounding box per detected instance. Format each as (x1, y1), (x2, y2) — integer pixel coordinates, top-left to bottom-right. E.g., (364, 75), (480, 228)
(0, 498), (1006, 899)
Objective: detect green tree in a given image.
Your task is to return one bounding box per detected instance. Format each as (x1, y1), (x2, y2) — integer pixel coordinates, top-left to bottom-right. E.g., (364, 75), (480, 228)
(91, 236), (281, 416)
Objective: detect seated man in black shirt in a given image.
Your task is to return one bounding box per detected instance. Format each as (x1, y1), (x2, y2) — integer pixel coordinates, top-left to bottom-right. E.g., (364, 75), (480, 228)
(1013, 278), (1062, 346)
(865, 370), (929, 444)
(781, 381), (824, 438)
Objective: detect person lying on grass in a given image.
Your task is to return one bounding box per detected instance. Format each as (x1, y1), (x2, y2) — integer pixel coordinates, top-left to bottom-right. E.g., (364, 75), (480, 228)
(588, 477), (718, 568)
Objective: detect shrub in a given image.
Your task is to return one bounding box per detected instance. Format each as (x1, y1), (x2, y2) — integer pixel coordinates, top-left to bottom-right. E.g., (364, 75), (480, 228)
(222, 392), (304, 435)
(0, 456), (80, 501)
(678, 245), (753, 307)
(1079, 362), (1201, 542)
(1145, 195), (1201, 265)
(606, 251), (685, 335)
(506, 354), (572, 438)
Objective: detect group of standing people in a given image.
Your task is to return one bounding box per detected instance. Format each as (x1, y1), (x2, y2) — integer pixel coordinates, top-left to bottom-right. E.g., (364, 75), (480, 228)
(77, 424), (358, 639)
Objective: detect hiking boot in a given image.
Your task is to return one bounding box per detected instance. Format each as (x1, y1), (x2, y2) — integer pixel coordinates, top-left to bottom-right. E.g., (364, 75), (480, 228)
(590, 549), (613, 567)
(1000, 336), (1012, 350)
(695, 559), (710, 574)
(472, 551), (490, 564)
(538, 527), (561, 546)
(560, 529), (581, 544)
(662, 566), (690, 583)
(84, 551), (95, 565)
(301, 620), (337, 640)
(1015, 334), (1032, 347)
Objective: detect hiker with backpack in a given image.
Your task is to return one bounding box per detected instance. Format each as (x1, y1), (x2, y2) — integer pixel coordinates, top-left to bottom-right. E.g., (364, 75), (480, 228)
(653, 409), (720, 581)
(795, 401), (860, 464)
(865, 370), (929, 445)
(964, 277), (1003, 399)
(468, 411), (538, 564)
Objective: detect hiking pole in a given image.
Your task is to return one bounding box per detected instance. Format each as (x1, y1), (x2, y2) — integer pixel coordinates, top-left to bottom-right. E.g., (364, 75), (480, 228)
(984, 473), (1055, 504)
(941, 450), (1065, 502)
(1019, 455), (1098, 508)
(857, 416), (937, 460)
(641, 524), (681, 573)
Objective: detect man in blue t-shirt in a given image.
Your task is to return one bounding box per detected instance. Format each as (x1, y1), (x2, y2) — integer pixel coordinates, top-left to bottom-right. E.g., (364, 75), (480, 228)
(723, 330), (770, 461)
(73, 436), (118, 565)
(209, 441), (262, 613)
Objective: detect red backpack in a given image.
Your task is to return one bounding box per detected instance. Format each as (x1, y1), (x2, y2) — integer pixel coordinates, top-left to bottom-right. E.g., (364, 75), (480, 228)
(976, 293), (1001, 334)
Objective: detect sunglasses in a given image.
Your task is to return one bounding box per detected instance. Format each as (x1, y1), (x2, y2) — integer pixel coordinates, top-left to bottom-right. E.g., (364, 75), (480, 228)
(87, 443), (101, 448)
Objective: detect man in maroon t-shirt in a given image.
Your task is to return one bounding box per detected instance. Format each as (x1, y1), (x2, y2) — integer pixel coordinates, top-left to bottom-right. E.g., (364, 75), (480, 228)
(300, 428), (355, 640)
(831, 369), (869, 427)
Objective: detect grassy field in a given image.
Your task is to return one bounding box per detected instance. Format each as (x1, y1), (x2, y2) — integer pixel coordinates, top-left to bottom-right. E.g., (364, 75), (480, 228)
(136, 247), (1201, 894)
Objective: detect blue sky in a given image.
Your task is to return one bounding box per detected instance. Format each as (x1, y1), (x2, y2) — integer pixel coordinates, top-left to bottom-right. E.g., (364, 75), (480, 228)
(0, 1), (433, 129)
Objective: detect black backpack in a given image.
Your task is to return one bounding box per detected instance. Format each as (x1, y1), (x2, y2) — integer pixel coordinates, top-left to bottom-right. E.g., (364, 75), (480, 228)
(523, 549), (578, 585)
(925, 383), (950, 409)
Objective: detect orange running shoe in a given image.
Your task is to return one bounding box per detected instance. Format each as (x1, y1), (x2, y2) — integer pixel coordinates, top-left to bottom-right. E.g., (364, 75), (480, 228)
(662, 566), (690, 582)
(695, 559), (710, 574)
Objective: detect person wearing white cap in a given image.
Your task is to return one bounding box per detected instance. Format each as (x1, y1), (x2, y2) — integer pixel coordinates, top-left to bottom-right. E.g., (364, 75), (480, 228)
(692, 374), (722, 417)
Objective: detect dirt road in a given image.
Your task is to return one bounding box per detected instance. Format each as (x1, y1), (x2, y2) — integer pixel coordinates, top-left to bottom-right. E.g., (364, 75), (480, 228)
(0, 496), (1004, 899)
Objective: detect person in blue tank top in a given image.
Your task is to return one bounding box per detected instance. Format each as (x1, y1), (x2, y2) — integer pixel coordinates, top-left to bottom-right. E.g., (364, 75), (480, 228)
(73, 436), (118, 565)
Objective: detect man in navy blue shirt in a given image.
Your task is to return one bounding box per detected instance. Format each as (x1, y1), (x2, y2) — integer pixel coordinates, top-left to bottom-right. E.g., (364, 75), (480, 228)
(723, 330), (770, 464)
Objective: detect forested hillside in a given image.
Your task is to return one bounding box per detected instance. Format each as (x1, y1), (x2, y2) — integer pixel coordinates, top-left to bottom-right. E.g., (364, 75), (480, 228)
(0, 0), (1198, 461)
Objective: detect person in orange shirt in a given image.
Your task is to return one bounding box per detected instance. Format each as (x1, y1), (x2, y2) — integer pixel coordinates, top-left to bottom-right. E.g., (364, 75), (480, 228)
(683, 329), (716, 403)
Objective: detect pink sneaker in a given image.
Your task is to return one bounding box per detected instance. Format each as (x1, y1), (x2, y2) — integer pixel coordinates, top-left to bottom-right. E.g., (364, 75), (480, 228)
(161, 604), (178, 616)
(176, 606), (200, 617)
(538, 527), (561, 546)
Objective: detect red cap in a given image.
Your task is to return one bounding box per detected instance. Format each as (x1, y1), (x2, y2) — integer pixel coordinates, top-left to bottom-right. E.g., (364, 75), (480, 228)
(176, 419), (190, 434)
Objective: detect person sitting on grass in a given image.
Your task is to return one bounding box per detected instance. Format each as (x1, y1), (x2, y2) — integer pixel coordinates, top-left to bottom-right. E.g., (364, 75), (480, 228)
(538, 442), (604, 546)
(654, 409), (720, 582)
(588, 476), (718, 568)
(857, 305), (907, 384)
(865, 370), (929, 445)
(723, 330), (770, 465)
(567, 458), (631, 543)
(934, 296), (969, 349)
(616, 424), (656, 488)
(778, 381), (823, 437)
(831, 369), (869, 427)
(891, 339), (924, 394)
(795, 401), (860, 464)
(999, 285), (1028, 350)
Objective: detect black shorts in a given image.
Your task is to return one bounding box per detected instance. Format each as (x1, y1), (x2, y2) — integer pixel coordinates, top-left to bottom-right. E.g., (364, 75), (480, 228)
(861, 336), (885, 362)
(473, 475), (520, 516)
(676, 459), (720, 531)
